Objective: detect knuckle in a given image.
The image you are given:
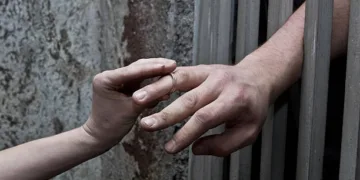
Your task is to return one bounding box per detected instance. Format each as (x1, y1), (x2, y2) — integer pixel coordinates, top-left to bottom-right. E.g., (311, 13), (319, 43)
(181, 93), (198, 109)
(92, 72), (110, 88)
(214, 70), (233, 84)
(192, 111), (210, 127)
(173, 68), (189, 85)
(233, 87), (253, 108)
(158, 111), (171, 124)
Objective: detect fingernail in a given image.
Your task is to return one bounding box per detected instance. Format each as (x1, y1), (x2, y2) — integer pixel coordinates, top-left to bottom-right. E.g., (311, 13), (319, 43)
(142, 117), (155, 127)
(133, 90), (147, 100)
(165, 140), (176, 153)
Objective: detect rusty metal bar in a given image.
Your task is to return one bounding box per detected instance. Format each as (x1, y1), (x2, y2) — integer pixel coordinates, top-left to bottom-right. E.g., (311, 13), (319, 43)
(260, 0), (293, 179)
(190, 0), (235, 179)
(229, 0), (260, 179)
(339, 0), (360, 179)
(296, 0), (333, 179)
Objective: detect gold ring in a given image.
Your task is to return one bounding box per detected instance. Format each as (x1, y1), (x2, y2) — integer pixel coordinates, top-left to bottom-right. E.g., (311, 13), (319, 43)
(168, 72), (177, 93)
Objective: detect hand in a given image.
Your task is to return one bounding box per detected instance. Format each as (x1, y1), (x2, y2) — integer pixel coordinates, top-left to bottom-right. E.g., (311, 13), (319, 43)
(83, 58), (176, 149)
(132, 58), (275, 156)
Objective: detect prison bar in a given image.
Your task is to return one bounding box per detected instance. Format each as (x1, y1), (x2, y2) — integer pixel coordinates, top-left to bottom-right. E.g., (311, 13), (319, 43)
(189, 0), (235, 179)
(260, 0), (293, 179)
(229, 0), (260, 179)
(339, 0), (360, 179)
(296, 0), (333, 179)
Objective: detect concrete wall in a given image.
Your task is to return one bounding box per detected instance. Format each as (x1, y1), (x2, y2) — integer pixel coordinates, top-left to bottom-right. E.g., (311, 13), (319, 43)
(0, 0), (193, 179)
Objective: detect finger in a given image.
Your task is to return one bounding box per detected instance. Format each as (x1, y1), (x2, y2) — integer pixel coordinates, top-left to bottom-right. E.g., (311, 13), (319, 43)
(133, 75), (174, 103)
(139, 78), (220, 131)
(191, 125), (259, 157)
(133, 65), (210, 104)
(101, 62), (176, 86)
(163, 88), (250, 154)
(131, 58), (176, 65)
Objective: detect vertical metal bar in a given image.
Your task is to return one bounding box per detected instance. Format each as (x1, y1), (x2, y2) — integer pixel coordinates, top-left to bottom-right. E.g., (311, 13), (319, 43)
(189, 0), (235, 179)
(339, 0), (360, 179)
(229, 0), (260, 179)
(261, 106), (274, 180)
(296, 0), (333, 179)
(269, 1), (293, 180)
(234, 0), (260, 61)
(260, 0), (292, 179)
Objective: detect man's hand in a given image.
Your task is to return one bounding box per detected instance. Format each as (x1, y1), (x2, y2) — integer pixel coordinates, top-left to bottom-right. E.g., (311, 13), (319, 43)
(132, 58), (274, 156)
(83, 58), (176, 149)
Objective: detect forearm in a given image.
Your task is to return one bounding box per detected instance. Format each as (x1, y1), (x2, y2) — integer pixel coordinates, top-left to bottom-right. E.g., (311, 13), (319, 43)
(238, 0), (350, 101)
(0, 126), (107, 180)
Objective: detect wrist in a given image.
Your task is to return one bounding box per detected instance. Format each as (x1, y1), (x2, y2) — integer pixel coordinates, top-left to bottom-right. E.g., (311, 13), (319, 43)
(77, 125), (115, 154)
(237, 43), (302, 103)
(235, 55), (277, 103)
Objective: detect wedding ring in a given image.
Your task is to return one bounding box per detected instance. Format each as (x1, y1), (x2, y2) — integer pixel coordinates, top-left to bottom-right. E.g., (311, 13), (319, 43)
(168, 72), (177, 93)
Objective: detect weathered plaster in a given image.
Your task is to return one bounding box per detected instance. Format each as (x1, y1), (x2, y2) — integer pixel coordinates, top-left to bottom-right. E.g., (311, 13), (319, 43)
(0, 0), (193, 179)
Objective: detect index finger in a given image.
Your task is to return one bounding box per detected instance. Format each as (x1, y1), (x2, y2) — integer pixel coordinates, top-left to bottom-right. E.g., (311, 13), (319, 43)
(133, 65), (211, 104)
(102, 60), (176, 86)
(139, 78), (220, 131)
(164, 95), (235, 154)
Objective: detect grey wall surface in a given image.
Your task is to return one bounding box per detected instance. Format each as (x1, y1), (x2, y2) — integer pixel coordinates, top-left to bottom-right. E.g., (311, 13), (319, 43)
(0, 0), (193, 179)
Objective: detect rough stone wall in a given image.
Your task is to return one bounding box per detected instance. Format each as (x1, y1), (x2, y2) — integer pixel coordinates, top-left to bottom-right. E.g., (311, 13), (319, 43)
(0, 0), (193, 179)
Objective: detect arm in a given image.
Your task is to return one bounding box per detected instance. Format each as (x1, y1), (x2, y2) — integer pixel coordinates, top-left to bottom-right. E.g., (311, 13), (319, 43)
(0, 128), (105, 180)
(132, 0), (350, 156)
(243, 0), (350, 101)
(0, 59), (176, 180)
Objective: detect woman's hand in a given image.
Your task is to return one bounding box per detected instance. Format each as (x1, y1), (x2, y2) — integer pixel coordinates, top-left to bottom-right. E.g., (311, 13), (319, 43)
(83, 58), (176, 149)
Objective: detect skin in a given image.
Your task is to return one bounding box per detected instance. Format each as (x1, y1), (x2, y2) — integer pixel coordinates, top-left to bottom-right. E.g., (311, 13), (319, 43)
(0, 0), (351, 178)
(133, 0), (350, 157)
(0, 59), (176, 180)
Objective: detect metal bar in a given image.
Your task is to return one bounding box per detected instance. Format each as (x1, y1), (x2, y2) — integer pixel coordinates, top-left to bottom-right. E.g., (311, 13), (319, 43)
(229, 0), (260, 179)
(296, 0), (333, 179)
(234, 0), (260, 61)
(269, 2), (292, 179)
(260, 0), (292, 179)
(189, 0), (235, 179)
(261, 106), (274, 180)
(339, 0), (360, 179)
